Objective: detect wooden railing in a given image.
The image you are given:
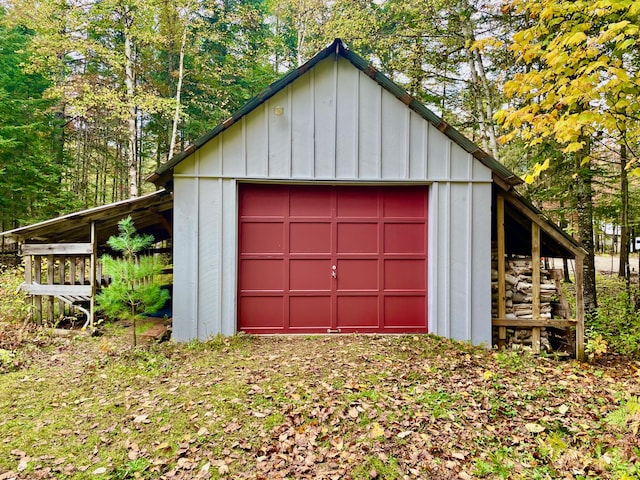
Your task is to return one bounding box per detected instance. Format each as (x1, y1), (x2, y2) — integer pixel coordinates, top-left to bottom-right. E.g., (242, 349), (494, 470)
(21, 242), (101, 325)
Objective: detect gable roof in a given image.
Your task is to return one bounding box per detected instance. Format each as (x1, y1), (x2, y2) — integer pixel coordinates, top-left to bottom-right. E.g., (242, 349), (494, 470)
(148, 38), (522, 189)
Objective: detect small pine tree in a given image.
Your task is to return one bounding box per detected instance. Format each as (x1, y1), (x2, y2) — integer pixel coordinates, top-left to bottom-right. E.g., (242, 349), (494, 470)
(97, 216), (169, 346)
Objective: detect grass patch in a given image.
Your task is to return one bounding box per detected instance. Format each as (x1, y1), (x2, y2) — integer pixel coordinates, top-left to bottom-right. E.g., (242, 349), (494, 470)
(0, 332), (639, 478)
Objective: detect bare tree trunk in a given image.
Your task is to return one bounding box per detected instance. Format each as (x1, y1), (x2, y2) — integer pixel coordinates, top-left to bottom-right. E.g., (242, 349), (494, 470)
(460, 17), (496, 157)
(168, 27), (187, 160)
(124, 23), (138, 198)
(472, 48), (499, 159)
(619, 140), (629, 278)
(296, 11), (305, 66)
(575, 136), (597, 317)
(464, 48), (491, 155)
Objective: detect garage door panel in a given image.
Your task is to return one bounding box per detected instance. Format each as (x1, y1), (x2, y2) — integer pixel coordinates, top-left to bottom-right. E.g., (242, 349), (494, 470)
(383, 190), (426, 218)
(241, 185), (287, 217)
(384, 296), (427, 328)
(337, 223), (378, 253)
(384, 259), (426, 290)
(336, 296), (379, 328)
(239, 297), (284, 328)
(384, 224), (425, 254)
(290, 186), (331, 217)
(336, 189), (378, 217)
(290, 259), (332, 291)
(290, 223), (331, 253)
(336, 259), (378, 290)
(240, 222), (284, 253)
(239, 259), (284, 291)
(290, 296), (331, 328)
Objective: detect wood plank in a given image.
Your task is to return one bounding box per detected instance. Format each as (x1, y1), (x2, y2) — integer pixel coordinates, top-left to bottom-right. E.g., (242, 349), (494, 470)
(69, 257), (76, 284)
(532, 327), (541, 353)
(532, 222), (541, 354)
(22, 243), (93, 255)
(58, 256), (66, 315)
(492, 318), (577, 328)
(575, 255), (585, 361)
(89, 221), (97, 328)
(79, 257), (86, 284)
(24, 253), (33, 319)
(34, 257), (42, 322)
(47, 254), (55, 322)
(22, 284), (93, 296)
(497, 194), (507, 347)
(24, 254), (32, 284)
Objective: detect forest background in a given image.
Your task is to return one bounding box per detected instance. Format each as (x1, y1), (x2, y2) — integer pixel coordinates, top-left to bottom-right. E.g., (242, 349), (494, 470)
(1, 0), (640, 320)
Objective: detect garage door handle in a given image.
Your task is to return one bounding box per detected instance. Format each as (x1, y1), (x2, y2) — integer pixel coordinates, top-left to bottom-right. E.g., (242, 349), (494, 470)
(331, 265), (337, 278)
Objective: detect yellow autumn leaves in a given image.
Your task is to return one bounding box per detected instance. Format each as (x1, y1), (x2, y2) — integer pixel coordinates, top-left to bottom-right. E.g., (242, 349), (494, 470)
(495, 0), (640, 181)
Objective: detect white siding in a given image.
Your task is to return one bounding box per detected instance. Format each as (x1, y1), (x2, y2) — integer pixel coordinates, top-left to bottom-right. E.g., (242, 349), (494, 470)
(172, 54), (494, 346)
(172, 175), (199, 341)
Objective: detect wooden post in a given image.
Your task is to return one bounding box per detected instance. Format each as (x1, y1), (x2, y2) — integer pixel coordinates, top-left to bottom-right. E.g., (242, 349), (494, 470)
(24, 249), (33, 321)
(47, 254), (55, 322)
(575, 255), (586, 361)
(79, 257), (86, 285)
(532, 222), (541, 354)
(34, 256), (42, 323)
(497, 194), (507, 348)
(69, 257), (76, 285)
(58, 256), (66, 316)
(89, 221), (97, 328)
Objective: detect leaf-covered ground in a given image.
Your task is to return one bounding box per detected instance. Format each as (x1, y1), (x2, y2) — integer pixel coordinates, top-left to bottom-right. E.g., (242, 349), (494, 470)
(0, 331), (639, 479)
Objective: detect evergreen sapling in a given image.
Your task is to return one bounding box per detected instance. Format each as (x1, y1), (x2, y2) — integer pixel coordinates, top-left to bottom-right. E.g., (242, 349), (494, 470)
(97, 216), (169, 346)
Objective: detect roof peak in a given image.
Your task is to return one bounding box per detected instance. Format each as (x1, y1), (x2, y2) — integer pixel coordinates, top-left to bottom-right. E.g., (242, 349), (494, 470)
(148, 39), (520, 189)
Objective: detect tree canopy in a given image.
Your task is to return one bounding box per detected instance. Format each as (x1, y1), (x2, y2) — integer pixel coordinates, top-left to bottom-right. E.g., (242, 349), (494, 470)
(2, 0), (640, 291)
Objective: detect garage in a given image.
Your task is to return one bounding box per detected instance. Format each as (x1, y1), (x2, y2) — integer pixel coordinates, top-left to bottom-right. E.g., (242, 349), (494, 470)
(238, 184), (428, 333)
(150, 39), (509, 346)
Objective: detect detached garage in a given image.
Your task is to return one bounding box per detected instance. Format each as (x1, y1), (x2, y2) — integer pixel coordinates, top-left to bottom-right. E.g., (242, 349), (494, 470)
(149, 39), (584, 353)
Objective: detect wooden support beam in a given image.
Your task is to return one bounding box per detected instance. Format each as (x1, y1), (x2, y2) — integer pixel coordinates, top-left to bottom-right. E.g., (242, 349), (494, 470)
(47, 254), (55, 322)
(22, 243), (93, 255)
(497, 194), (507, 348)
(492, 318), (577, 328)
(502, 191), (586, 257)
(58, 256), (66, 315)
(79, 257), (86, 285)
(89, 221), (97, 328)
(22, 284), (92, 296)
(69, 257), (76, 285)
(532, 222), (541, 354)
(575, 255), (586, 361)
(34, 256), (42, 323)
(24, 251), (33, 320)
(151, 209), (173, 237)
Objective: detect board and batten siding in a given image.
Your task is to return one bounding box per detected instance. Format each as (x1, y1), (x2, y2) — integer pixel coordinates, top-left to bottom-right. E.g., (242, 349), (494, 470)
(172, 55), (492, 345)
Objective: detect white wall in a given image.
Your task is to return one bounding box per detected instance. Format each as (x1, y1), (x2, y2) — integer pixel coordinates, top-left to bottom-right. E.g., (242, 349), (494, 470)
(172, 55), (493, 344)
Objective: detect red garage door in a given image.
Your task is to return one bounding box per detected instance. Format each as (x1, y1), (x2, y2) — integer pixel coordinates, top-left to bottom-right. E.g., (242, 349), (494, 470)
(238, 184), (428, 334)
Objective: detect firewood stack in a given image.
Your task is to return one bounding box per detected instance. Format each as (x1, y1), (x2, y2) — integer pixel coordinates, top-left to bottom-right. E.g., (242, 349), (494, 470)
(492, 255), (571, 352)
(494, 258), (555, 320)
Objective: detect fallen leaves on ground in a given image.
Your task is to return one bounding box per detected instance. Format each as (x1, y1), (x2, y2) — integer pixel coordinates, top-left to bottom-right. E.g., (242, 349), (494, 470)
(0, 332), (639, 479)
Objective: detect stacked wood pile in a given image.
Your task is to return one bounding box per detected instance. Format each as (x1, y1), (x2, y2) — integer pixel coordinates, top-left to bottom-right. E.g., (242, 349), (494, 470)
(492, 256), (573, 353)
(492, 258), (555, 320)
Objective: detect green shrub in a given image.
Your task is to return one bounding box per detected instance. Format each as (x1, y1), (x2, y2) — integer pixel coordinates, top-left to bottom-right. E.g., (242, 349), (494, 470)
(587, 276), (640, 358)
(0, 267), (32, 323)
(0, 267), (38, 356)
